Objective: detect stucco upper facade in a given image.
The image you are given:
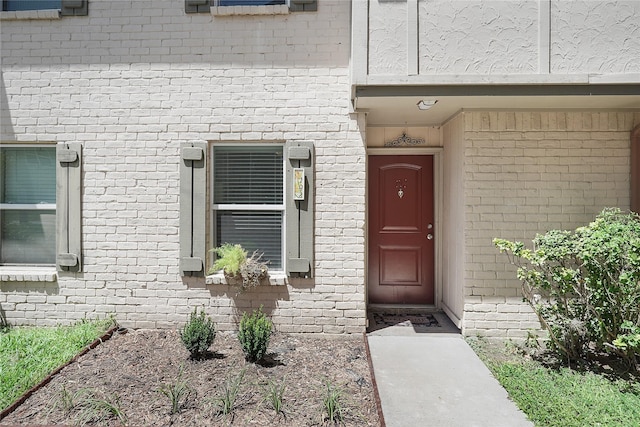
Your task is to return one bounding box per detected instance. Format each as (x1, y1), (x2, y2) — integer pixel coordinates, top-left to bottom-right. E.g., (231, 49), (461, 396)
(1, 0), (639, 338)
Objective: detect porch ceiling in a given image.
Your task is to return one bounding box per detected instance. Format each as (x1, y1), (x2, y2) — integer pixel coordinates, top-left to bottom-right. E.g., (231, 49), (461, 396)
(354, 84), (640, 127)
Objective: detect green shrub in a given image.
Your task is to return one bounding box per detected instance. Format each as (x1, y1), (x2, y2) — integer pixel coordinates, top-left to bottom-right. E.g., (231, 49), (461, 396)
(180, 307), (216, 359)
(495, 208), (640, 367)
(238, 306), (272, 363)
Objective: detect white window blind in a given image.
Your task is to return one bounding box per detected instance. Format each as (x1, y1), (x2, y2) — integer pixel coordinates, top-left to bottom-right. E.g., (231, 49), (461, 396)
(4, 0), (61, 11)
(214, 146), (283, 205)
(0, 146), (56, 264)
(213, 145), (284, 270)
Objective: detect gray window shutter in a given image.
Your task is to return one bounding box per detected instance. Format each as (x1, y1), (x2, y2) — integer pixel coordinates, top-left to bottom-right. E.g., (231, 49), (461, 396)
(185, 0), (210, 13)
(61, 0), (88, 16)
(180, 141), (207, 275)
(289, 0), (317, 12)
(56, 142), (82, 272)
(285, 141), (314, 277)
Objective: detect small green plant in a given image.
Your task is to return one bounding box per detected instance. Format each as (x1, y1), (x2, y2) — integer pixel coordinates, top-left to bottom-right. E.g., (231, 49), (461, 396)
(238, 306), (273, 363)
(322, 381), (343, 424)
(180, 307), (216, 359)
(263, 378), (286, 415)
(213, 370), (245, 416)
(209, 243), (247, 276)
(159, 366), (192, 415)
(208, 243), (268, 291)
(49, 385), (90, 416)
(76, 391), (127, 426)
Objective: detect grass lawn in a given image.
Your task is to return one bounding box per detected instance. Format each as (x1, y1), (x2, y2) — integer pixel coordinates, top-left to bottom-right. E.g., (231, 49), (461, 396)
(0, 318), (115, 411)
(470, 337), (640, 427)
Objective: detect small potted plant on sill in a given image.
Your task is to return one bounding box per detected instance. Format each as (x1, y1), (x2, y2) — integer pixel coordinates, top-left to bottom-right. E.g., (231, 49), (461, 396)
(208, 243), (268, 292)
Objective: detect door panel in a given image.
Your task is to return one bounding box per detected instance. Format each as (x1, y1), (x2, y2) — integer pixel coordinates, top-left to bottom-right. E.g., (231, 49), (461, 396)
(379, 246), (421, 285)
(368, 155), (434, 304)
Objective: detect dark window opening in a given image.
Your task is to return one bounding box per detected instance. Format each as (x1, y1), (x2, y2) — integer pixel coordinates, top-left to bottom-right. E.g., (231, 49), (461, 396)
(3, 0), (61, 11)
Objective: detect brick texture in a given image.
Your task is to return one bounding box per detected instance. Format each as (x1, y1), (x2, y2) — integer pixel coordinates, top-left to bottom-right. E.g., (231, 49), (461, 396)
(461, 111), (640, 337)
(0, 0), (366, 333)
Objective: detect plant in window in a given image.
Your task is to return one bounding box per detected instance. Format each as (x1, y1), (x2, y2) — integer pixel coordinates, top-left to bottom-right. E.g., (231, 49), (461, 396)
(210, 243), (246, 277)
(209, 243), (268, 291)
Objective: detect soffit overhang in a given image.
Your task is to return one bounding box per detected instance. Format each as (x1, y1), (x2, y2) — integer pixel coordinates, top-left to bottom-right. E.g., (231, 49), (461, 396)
(354, 84), (640, 127)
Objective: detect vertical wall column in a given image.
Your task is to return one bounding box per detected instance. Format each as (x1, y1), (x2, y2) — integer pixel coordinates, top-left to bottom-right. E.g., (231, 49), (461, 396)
(538, 0), (551, 74)
(350, 0), (369, 86)
(407, 0), (418, 75)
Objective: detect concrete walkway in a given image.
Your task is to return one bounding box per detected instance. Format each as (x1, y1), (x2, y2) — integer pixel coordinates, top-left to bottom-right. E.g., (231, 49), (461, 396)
(367, 333), (534, 427)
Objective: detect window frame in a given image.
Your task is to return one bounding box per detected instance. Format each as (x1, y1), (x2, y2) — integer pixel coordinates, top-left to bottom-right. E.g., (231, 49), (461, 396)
(0, 143), (57, 267)
(210, 143), (287, 273)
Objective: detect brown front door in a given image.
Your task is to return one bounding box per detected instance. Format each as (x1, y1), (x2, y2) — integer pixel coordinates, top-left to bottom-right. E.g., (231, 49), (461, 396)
(368, 155), (435, 304)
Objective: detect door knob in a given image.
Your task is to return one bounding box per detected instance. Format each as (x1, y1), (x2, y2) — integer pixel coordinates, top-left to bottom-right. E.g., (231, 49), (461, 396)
(427, 234), (433, 240)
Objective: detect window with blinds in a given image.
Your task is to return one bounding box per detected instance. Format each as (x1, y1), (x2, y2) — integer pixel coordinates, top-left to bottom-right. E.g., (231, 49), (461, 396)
(0, 146), (56, 264)
(217, 0), (285, 5)
(3, 0), (61, 11)
(212, 145), (284, 270)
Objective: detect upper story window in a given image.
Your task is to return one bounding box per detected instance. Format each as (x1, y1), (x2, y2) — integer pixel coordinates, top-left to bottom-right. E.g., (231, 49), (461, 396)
(2, 0), (61, 11)
(218, 0), (284, 5)
(212, 145), (284, 270)
(187, 0), (315, 15)
(1, 0), (87, 17)
(0, 145), (56, 265)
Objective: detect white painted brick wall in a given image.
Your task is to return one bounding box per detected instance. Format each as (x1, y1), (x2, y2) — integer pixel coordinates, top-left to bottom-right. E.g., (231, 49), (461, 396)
(0, 0), (367, 334)
(462, 111), (640, 338)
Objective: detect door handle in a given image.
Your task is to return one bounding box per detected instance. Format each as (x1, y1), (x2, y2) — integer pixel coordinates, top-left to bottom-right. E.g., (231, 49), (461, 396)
(427, 234), (433, 240)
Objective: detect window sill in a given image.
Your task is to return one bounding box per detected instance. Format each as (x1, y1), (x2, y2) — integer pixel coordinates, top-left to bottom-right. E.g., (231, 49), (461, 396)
(206, 272), (287, 286)
(0, 267), (57, 282)
(0, 9), (60, 20)
(210, 5), (289, 16)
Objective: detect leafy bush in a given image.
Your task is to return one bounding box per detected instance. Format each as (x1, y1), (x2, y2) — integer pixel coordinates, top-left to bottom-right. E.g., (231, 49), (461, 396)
(238, 306), (272, 363)
(494, 208), (640, 367)
(180, 307), (216, 359)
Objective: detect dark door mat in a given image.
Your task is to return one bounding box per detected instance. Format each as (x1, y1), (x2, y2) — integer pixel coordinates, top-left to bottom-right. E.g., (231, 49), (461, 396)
(372, 312), (440, 328)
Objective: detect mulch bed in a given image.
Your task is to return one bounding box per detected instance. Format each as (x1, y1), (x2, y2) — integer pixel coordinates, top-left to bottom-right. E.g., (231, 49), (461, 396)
(1, 329), (380, 426)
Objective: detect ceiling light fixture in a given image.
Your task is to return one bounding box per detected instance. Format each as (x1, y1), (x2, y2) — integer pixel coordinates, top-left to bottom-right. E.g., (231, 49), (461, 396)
(417, 99), (438, 110)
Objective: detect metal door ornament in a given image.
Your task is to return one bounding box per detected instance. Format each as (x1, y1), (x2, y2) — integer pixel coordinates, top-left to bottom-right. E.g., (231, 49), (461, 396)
(395, 179), (407, 199)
